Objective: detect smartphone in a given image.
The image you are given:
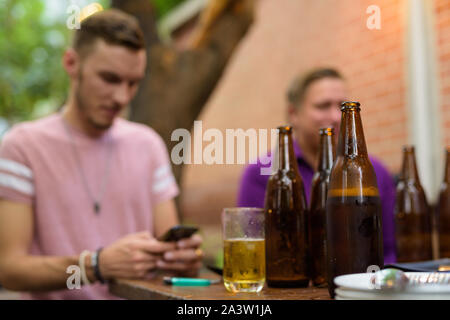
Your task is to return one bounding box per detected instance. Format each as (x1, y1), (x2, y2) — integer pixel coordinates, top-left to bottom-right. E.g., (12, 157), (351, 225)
(158, 225), (199, 242)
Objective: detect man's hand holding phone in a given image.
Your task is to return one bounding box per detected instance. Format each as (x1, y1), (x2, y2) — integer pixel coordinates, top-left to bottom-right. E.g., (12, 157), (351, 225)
(156, 225), (203, 277)
(98, 231), (176, 280)
(98, 226), (203, 281)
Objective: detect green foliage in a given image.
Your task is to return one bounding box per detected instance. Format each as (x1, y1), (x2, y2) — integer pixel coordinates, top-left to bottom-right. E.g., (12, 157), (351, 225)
(0, 0), (114, 125)
(0, 0), (182, 126)
(151, 0), (187, 19)
(0, 0), (70, 124)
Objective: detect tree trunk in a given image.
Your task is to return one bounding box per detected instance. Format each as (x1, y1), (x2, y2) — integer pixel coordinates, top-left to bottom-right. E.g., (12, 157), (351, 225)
(111, 0), (254, 214)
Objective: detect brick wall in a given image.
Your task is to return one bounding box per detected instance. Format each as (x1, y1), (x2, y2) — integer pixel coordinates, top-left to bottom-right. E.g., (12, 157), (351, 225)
(435, 0), (450, 150)
(179, 0), (448, 228)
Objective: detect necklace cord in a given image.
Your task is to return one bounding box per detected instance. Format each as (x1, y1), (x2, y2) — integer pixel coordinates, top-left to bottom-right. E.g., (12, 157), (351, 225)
(61, 117), (114, 214)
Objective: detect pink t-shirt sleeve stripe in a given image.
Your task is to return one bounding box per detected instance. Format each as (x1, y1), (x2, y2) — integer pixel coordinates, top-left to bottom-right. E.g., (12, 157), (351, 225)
(0, 129), (34, 204)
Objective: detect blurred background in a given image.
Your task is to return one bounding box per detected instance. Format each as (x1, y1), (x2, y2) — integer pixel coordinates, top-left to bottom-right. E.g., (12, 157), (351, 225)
(0, 0), (449, 296)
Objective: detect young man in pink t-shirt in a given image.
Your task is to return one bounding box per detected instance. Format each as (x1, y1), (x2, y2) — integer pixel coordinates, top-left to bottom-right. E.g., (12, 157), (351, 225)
(0, 9), (203, 299)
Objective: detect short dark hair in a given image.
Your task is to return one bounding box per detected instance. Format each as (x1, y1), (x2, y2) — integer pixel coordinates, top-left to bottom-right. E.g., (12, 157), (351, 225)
(287, 68), (344, 107)
(73, 9), (145, 57)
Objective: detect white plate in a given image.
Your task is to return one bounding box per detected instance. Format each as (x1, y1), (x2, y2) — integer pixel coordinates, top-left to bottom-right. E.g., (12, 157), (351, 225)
(335, 288), (450, 300)
(334, 272), (450, 293)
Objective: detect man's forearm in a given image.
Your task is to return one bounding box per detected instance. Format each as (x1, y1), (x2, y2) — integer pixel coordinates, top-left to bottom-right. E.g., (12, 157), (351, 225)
(0, 254), (96, 292)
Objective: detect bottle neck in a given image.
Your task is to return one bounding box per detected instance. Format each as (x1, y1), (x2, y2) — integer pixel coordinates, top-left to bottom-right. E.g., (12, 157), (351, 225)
(318, 132), (334, 172)
(401, 148), (420, 182)
(278, 130), (296, 171)
(336, 108), (368, 158)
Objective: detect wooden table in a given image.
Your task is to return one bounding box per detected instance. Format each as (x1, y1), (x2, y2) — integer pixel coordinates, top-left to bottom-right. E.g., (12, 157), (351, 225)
(109, 269), (330, 300)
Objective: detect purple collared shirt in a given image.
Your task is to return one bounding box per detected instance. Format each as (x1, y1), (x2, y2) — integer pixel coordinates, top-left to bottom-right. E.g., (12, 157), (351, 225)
(237, 141), (397, 264)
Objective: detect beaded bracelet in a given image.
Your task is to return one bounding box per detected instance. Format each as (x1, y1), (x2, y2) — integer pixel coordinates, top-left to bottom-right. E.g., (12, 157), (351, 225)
(91, 247), (106, 284)
(79, 250), (91, 285)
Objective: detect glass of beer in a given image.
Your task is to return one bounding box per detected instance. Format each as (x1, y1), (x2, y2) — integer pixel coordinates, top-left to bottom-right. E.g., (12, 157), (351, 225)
(222, 207), (265, 293)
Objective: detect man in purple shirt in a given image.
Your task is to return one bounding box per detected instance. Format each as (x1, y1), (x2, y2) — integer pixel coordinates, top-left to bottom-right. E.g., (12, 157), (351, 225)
(237, 68), (396, 263)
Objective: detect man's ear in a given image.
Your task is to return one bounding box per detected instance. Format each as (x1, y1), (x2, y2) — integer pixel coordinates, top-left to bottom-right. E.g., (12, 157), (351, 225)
(287, 104), (297, 116)
(62, 48), (80, 79)
(287, 104), (299, 123)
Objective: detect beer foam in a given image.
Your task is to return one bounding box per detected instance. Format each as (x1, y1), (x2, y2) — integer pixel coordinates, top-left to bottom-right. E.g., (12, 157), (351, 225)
(225, 238), (265, 242)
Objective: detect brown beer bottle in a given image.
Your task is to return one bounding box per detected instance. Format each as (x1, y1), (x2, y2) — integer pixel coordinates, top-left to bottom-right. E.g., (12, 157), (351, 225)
(264, 126), (309, 287)
(310, 128), (335, 287)
(394, 146), (432, 262)
(326, 102), (383, 298)
(438, 148), (450, 258)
